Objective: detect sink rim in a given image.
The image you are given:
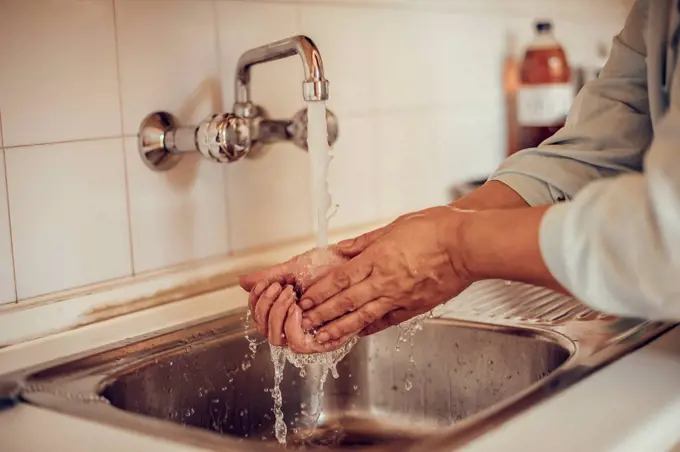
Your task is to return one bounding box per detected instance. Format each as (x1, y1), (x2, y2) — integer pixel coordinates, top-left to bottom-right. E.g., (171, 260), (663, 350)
(17, 310), (580, 452)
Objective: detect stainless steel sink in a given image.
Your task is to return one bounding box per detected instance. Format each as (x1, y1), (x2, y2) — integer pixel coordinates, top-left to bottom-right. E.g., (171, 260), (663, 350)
(103, 319), (568, 449)
(14, 281), (674, 451)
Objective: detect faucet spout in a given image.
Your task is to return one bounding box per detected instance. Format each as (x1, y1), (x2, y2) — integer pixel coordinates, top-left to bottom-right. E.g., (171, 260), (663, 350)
(235, 35), (329, 104)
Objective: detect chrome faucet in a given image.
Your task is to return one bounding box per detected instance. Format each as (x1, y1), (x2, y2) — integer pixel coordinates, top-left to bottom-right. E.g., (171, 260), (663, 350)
(138, 35), (339, 171)
(235, 35), (329, 105)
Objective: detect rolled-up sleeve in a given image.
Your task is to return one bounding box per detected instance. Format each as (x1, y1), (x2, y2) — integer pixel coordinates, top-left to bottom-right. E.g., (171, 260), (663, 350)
(490, 0), (653, 206)
(540, 80), (680, 319)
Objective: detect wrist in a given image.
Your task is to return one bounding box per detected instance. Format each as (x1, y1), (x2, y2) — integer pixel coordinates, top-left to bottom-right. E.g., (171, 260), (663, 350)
(434, 206), (479, 285)
(453, 206), (563, 291)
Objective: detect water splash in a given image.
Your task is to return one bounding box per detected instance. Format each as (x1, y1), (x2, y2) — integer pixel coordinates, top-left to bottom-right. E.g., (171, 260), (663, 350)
(269, 337), (358, 444)
(244, 310), (258, 359)
(396, 311), (434, 391)
(270, 345), (288, 444)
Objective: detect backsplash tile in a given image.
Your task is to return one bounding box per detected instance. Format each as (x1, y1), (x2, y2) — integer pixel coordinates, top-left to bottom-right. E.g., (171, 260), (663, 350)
(115, 0), (222, 135)
(0, 0), (630, 303)
(124, 137), (229, 274)
(6, 139), (131, 299)
(226, 144), (313, 252)
(0, 0), (120, 147)
(430, 109), (506, 202)
(0, 149), (16, 305)
(375, 112), (442, 218)
(327, 118), (379, 229)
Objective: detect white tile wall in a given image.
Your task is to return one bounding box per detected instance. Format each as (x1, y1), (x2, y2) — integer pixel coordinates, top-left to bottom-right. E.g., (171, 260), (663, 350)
(327, 118), (379, 229)
(0, 0), (121, 146)
(5, 139), (131, 299)
(226, 144), (313, 252)
(376, 112), (443, 218)
(0, 0), (630, 302)
(116, 0), (223, 135)
(124, 138), (229, 274)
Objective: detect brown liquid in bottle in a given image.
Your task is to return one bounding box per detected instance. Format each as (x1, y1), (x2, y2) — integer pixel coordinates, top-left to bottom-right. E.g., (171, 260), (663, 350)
(514, 21), (572, 155)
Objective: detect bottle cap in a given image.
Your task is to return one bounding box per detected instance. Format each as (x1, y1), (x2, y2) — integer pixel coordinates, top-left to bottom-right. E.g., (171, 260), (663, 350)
(535, 21), (552, 32)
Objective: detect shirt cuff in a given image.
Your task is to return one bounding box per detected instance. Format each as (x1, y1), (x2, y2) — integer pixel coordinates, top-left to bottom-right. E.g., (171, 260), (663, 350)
(488, 172), (556, 207)
(539, 201), (629, 316)
(539, 202), (571, 292)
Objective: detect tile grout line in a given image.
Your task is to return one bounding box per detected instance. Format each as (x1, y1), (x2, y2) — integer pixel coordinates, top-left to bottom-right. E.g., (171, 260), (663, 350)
(3, 135), (136, 150)
(112, 0), (137, 277)
(212, 0), (235, 256)
(0, 114), (19, 304)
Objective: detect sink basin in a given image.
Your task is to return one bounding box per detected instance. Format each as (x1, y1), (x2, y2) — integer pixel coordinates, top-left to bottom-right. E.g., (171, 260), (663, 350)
(102, 319), (569, 448)
(19, 309), (571, 451)
(16, 280), (672, 451)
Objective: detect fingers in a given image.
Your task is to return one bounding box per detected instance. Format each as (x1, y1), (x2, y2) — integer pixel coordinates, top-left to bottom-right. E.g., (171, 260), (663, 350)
(268, 286), (297, 346)
(282, 306), (354, 354)
(239, 262), (295, 292)
(253, 282), (282, 337)
(283, 305), (309, 351)
(301, 279), (378, 331)
(284, 306), (329, 354)
(298, 258), (373, 312)
(336, 226), (390, 257)
(248, 281), (267, 312)
(313, 298), (393, 344)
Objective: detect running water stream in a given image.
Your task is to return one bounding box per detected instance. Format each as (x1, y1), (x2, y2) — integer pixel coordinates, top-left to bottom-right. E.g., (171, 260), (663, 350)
(245, 101), (432, 445)
(268, 101), (362, 445)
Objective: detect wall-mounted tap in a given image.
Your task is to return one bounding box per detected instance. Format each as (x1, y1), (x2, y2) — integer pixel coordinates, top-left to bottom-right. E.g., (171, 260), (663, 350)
(138, 35), (338, 171)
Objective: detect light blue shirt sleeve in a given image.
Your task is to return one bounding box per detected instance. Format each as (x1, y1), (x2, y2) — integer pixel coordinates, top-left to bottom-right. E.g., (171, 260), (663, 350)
(540, 87), (680, 319)
(489, 1), (680, 318)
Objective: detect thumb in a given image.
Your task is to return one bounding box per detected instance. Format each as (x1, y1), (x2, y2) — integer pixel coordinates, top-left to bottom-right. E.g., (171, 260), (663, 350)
(336, 225), (390, 257)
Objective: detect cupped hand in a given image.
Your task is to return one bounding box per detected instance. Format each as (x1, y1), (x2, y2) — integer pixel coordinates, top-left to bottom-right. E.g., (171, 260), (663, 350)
(250, 282), (357, 353)
(240, 246), (349, 342)
(299, 206), (473, 345)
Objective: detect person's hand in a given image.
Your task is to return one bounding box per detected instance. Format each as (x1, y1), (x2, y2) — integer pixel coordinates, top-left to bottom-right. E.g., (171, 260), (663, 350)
(257, 286), (354, 353)
(240, 247), (348, 341)
(299, 206), (474, 345)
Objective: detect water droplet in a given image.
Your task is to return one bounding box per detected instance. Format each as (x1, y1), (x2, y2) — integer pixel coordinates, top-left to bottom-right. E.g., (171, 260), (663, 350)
(405, 380), (413, 391)
(353, 385), (358, 390)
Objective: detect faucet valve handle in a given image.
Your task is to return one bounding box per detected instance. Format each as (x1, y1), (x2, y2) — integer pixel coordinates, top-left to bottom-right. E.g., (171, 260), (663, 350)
(138, 111), (252, 171)
(197, 113), (251, 163)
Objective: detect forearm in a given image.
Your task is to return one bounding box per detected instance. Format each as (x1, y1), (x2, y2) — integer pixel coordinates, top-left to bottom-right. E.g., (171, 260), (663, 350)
(449, 180), (529, 210)
(443, 206), (569, 294)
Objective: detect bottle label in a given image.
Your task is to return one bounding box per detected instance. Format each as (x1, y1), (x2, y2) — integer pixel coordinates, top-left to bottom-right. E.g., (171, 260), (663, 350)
(517, 83), (573, 126)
